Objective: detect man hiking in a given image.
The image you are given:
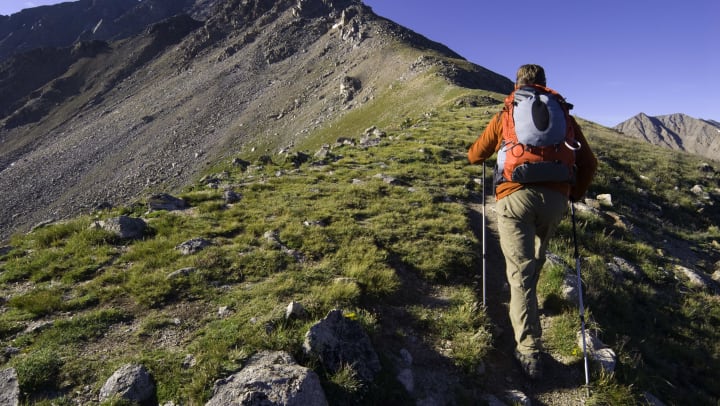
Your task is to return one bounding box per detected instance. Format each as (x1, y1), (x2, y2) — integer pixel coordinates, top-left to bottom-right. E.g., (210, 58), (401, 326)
(467, 64), (598, 380)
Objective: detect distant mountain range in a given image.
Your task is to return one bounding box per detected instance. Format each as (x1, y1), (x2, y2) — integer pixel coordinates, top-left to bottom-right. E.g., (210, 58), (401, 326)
(614, 113), (720, 161)
(0, 0), (208, 60)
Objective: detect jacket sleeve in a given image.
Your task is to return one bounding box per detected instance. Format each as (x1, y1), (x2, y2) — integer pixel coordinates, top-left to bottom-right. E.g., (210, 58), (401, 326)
(569, 117), (598, 201)
(468, 113), (503, 164)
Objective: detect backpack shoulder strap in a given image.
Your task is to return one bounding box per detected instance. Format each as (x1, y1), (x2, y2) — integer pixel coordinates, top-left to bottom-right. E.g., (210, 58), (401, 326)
(533, 85), (578, 140)
(501, 91), (517, 142)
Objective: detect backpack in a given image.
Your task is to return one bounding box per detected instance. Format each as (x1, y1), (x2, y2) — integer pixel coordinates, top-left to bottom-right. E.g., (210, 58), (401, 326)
(495, 85), (581, 186)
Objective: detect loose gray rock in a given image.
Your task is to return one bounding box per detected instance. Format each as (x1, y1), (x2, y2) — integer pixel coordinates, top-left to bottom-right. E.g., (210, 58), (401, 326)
(504, 390), (531, 406)
(690, 184), (706, 197)
(334, 137), (356, 147)
(609, 256), (643, 280)
(182, 354), (196, 369)
(285, 301), (307, 320)
(96, 216), (148, 240)
(578, 330), (617, 373)
(303, 309), (381, 384)
(596, 193), (613, 207)
(98, 364), (155, 404)
(231, 158), (250, 171)
(561, 271), (579, 304)
(263, 230), (304, 262)
(1, 347), (20, 363)
(712, 267), (720, 283)
(546, 252), (578, 303)
(218, 306), (232, 318)
(573, 200), (603, 217)
(699, 163), (715, 173)
(340, 76), (361, 102)
(674, 264), (716, 291)
(176, 238), (212, 255)
(0, 368), (20, 406)
(166, 267), (198, 280)
(283, 151), (310, 168)
(147, 193), (188, 211)
(314, 144), (333, 160)
(206, 351), (327, 406)
(302, 219), (328, 227)
(224, 189), (242, 204)
(359, 126), (384, 148)
(373, 173), (400, 185)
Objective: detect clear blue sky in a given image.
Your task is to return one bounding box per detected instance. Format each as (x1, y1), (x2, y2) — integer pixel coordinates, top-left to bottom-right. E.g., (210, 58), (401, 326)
(2, 0), (718, 127)
(364, 0), (719, 126)
(0, 0), (69, 15)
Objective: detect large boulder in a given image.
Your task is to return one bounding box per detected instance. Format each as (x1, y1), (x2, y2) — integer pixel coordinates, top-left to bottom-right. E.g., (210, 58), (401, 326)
(96, 215), (148, 240)
(98, 364), (155, 404)
(206, 351), (327, 406)
(147, 193), (188, 211)
(176, 238), (212, 255)
(303, 309), (381, 384)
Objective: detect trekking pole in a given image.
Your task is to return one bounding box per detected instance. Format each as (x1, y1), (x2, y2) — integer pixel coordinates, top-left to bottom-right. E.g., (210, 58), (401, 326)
(482, 162), (487, 308)
(571, 202), (590, 396)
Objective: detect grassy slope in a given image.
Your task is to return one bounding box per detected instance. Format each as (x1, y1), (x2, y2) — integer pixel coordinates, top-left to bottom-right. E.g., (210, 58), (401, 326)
(0, 71), (719, 404)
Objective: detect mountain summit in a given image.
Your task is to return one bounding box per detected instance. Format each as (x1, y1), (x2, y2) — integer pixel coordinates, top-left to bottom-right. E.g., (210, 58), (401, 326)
(0, 0), (201, 60)
(614, 112), (720, 160)
(0, 0), (511, 241)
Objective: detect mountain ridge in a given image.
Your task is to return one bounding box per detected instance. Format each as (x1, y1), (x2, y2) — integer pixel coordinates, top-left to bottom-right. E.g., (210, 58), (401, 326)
(0, 0), (512, 242)
(614, 112), (720, 160)
(0, 0), (201, 61)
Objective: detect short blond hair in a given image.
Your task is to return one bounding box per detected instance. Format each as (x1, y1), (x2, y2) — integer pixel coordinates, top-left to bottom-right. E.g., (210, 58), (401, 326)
(516, 64), (546, 87)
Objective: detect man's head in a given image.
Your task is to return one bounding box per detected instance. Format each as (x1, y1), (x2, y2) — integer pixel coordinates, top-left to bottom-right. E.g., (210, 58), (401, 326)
(516, 64), (546, 88)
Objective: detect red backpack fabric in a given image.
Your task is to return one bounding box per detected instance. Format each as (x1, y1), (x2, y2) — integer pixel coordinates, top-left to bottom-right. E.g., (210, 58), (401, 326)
(496, 84), (580, 185)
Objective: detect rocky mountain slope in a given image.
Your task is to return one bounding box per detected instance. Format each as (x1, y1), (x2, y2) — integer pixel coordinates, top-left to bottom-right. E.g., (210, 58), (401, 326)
(0, 0), (511, 242)
(614, 112), (720, 160)
(0, 1), (719, 405)
(0, 0), (200, 60)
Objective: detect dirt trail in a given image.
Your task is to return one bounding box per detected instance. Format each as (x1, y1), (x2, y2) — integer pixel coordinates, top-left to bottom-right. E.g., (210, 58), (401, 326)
(468, 181), (588, 405)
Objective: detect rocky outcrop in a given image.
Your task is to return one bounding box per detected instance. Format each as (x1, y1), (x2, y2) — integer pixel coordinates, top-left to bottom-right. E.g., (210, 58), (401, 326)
(95, 215), (148, 240)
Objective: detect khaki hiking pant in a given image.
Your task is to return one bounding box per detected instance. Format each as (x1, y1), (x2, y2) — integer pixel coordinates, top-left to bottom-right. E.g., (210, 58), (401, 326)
(496, 186), (567, 355)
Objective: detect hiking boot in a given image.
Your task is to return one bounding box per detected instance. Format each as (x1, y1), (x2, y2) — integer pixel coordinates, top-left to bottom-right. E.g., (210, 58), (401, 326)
(514, 350), (543, 380)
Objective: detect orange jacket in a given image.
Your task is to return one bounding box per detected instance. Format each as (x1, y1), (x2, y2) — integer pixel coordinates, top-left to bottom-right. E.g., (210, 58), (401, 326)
(468, 111), (598, 201)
